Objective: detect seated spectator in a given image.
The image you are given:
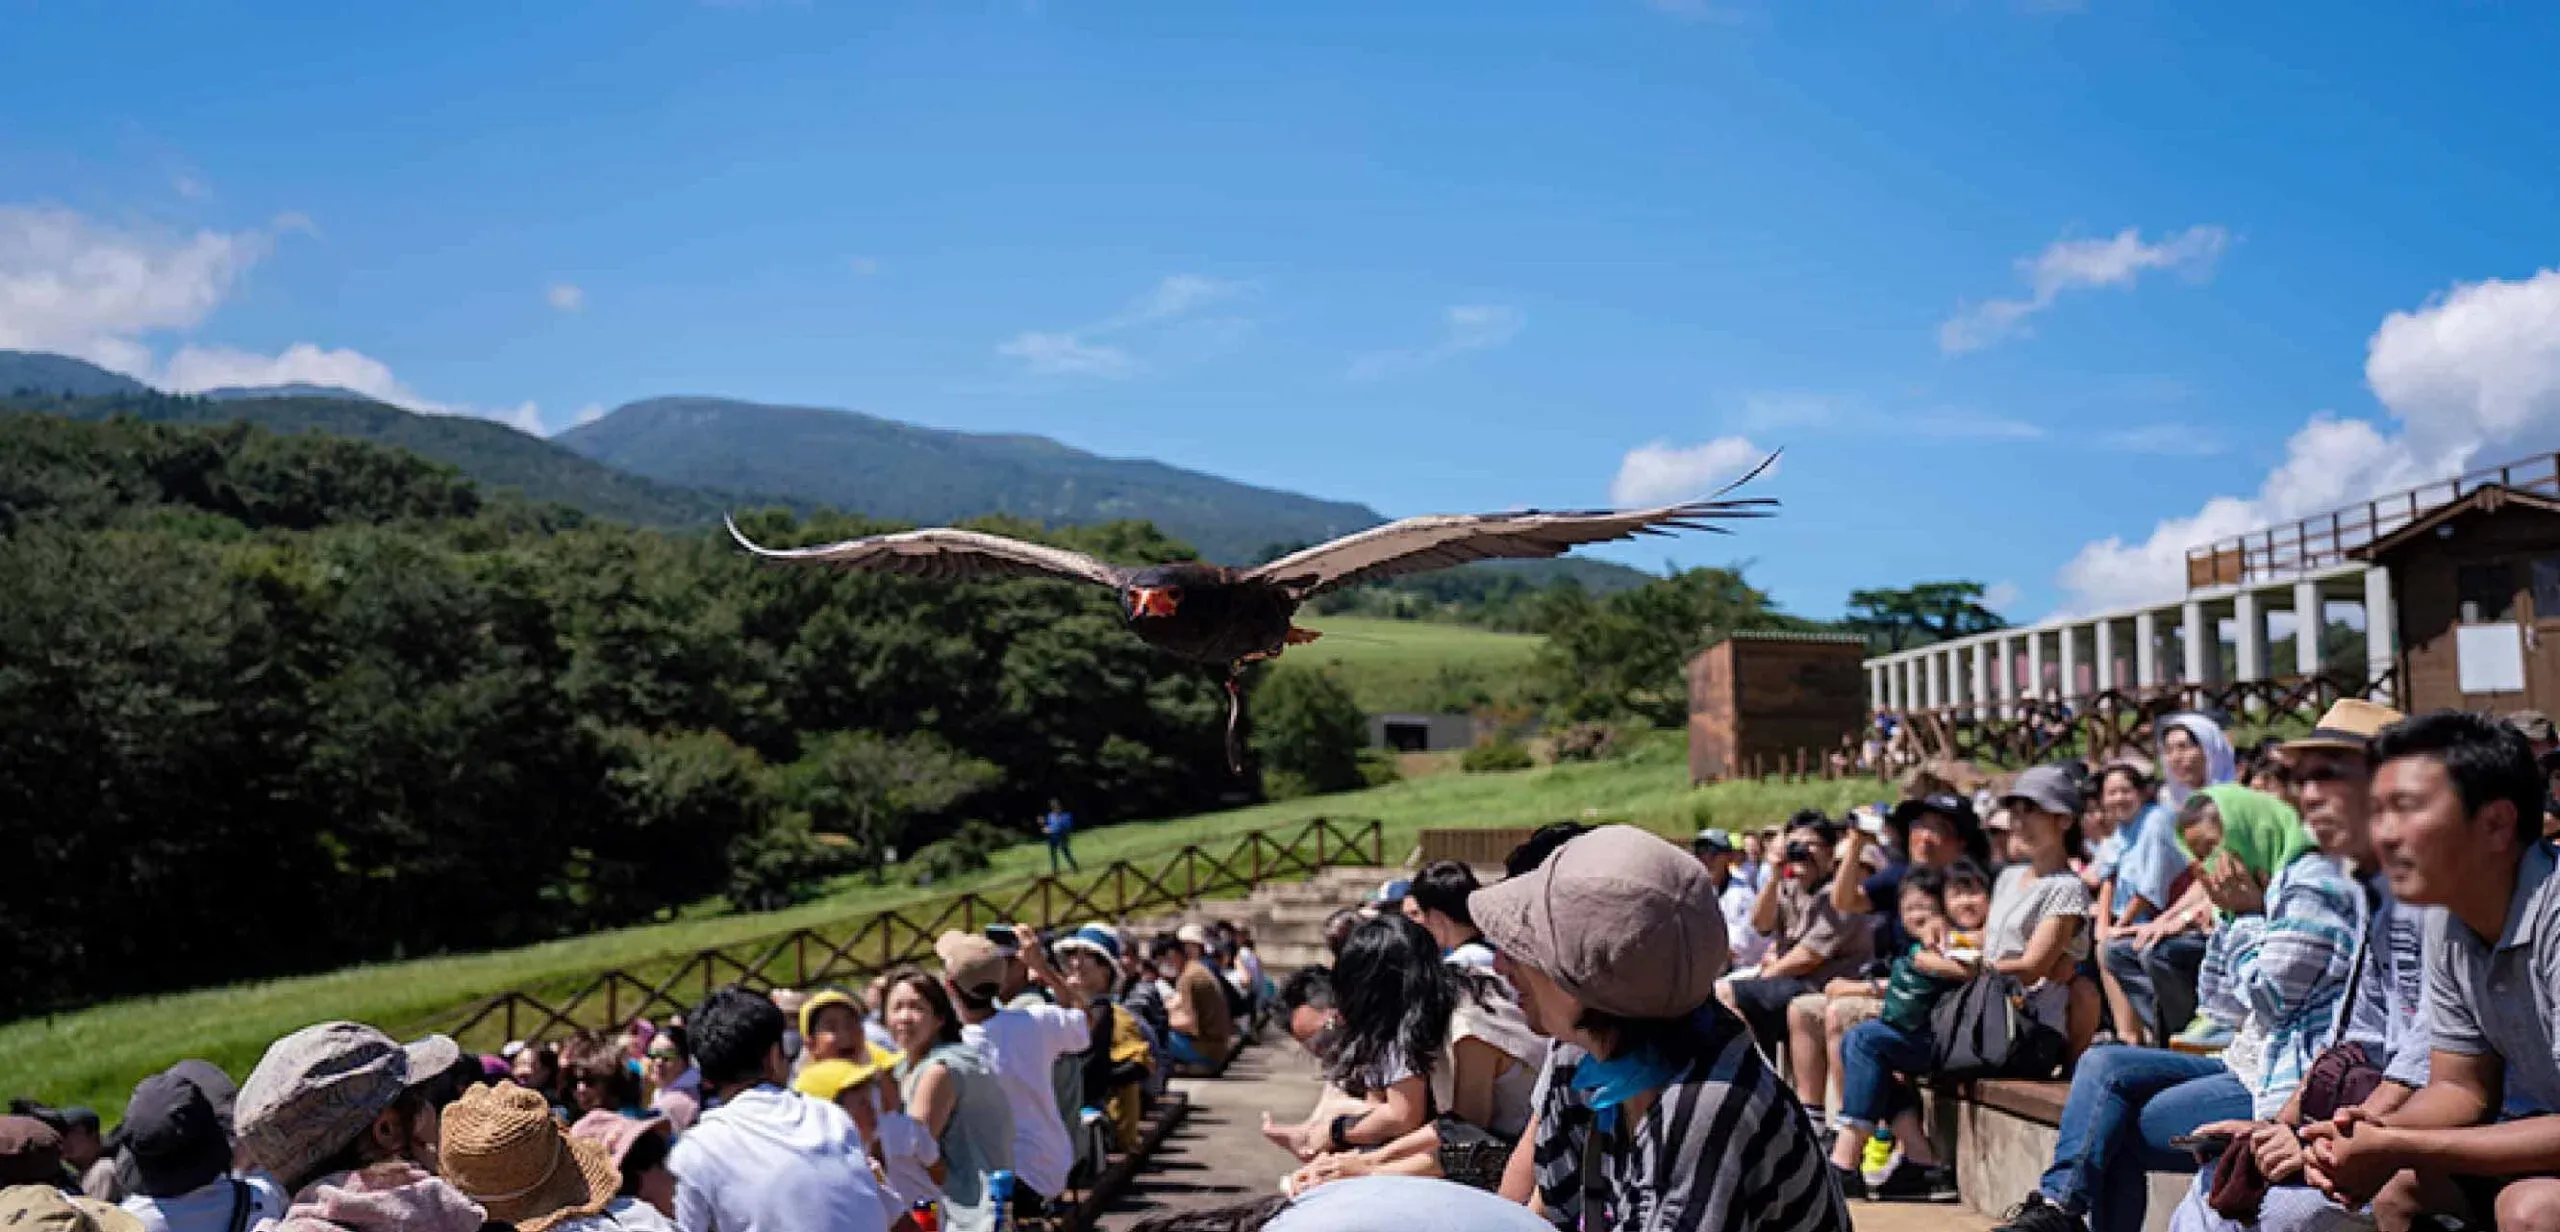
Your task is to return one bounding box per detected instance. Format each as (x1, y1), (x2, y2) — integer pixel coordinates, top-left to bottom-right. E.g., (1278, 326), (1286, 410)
(786, 1044), (937, 1218)
(1403, 862), (1496, 969)
(1693, 831), (1771, 973)
(1286, 917), (1546, 1192)
(440, 1082), (677, 1232)
(643, 1029), (700, 1132)
(1473, 826), (1848, 1232)
(1161, 931), (1237, 1073)
(1996, 782), (2361, 1232)
(939, 927), (1089, 1215)
(234, 1022), (469, 1212)
(1054, 924), (1157, 1153)
(1718, 815), (1874, 1103)
(1823, 860), (1998, 1202)
(2089, 761), (2181, 1045)
(1129, 1174), (1555, 1232)
(1, 1184), (144, 1232)
(2156, 700), (2422, 1232)
(882, 967), (1014, 1232)
(2300, 712), (2560, 1232)
(567, 1112), (678, 1219)
(508, 1041), (568, 1116)
(1320, 909), (1361, 961)
(1792, 793), (1987, 1135)
(113, 1066), (290, 1232)
(666, 986), (891, 1232)
(564, 1035), (650, 1122)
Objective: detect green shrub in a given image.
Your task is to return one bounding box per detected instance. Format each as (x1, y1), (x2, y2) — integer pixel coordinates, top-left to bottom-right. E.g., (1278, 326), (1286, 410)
(909, 819), (1013, 886)
(1462, 741), (1535, 774)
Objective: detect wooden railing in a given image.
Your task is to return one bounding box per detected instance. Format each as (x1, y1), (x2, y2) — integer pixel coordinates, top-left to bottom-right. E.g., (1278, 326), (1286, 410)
(1877, 669), (2399, 769)
(2185, 451), (2560, 589)
(433, 816), (1383, 1048)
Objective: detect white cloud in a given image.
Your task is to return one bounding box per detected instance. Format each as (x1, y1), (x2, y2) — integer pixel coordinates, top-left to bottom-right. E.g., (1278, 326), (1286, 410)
(2098, 422), (2224, 456)
(547, 282), (585, 312)
(1940, 225), (2229, 353)
(997, 330), (1135, 378)
(997, 274), (1244, 379)
(1347, 303), (1525, 380)
(0, 202), (545, 433)
(2054, 267), (2560, 615)
(575, 402), (608, 426)
(1609, 435), (1766, 508)
(1982, 580), (2023, 611)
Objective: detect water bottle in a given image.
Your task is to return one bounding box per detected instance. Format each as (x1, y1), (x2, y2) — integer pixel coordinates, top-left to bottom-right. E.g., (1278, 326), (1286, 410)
(986, 1170), (1016, 1232)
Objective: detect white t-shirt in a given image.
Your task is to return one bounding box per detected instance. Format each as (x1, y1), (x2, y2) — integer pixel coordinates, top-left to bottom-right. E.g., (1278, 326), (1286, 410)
(872, 1110), (942, 1213)
(123, 1174), (291, 1232)
(1368, 993), (1547, 1141)
(555, 1197), (682, 1232)
(1444, 940), (1497, 971)
(962, 1004), (1091, 1198)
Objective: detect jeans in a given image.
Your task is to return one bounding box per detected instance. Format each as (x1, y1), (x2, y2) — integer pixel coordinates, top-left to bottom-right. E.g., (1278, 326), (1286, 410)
(1047, 832), (1079, 873)
(1163, 1031), (1215, 1069)
(1837, 1018), (1933, 1129)
(2101, 931), (2208, 1042)
(2039, 1046), (2252, 1232)
(1724, 976), (1820, 1060)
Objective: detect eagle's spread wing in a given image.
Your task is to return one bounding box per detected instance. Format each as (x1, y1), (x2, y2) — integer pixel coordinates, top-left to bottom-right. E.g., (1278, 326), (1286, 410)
(1242, 454), (1777, 599)
(725, 517), (1131, 589)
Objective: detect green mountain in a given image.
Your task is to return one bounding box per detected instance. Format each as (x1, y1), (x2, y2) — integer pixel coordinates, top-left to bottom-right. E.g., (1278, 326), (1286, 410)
(558, 395), (1387, 565)
(0, 387), (739, 527)
(0, 351), (151, 398)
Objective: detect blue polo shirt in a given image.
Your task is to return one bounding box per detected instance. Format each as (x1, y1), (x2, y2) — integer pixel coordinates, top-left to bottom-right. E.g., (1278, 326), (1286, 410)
(2423, 840), (2560, 1116)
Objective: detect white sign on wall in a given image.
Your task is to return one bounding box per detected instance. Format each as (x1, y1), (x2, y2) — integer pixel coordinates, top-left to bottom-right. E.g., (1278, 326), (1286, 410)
(2458, 623), (2528, 694)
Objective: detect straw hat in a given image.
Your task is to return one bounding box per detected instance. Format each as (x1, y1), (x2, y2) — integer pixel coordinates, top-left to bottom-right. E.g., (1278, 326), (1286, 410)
(438, 1084), (620, 1232)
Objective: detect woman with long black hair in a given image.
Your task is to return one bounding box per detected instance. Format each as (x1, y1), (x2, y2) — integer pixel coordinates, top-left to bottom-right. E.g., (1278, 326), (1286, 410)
(1287, 915), (1544, 1192)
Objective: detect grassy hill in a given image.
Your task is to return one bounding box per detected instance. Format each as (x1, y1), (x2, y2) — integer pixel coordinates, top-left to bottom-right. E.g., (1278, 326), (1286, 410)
(1292, 614), (1546, 713)
(0, 745), (1889, 1114)
(0, 350), (150, 398)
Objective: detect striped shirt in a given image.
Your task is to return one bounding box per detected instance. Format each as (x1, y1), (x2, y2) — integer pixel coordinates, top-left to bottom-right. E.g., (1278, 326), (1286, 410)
(2337, 873), (2436, 1090)
(2194, 852), (2364, 1118)
(1530, 1005), (1848, 1232)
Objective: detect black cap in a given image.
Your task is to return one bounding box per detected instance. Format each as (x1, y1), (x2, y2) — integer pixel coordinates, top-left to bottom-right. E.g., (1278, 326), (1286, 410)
(1890, 792), (1980, 830)
(125, 1070), (233, 1198)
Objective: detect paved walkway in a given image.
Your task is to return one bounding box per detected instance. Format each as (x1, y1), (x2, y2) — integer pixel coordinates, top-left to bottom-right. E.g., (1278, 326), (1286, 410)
(1092, 1037), (1989, 1232)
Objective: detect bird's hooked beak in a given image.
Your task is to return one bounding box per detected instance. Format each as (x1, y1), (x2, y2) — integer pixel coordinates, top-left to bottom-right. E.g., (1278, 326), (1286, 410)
(1129, 586), (1180, 619)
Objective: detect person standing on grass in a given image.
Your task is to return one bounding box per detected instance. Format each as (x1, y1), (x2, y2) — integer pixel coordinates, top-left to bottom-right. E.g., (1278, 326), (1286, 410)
(1041, 800), (1079, 874)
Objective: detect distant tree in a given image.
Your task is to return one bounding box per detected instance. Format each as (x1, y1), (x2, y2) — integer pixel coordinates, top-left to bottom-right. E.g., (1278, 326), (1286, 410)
(1250, 667), (1370, 798)
(1843, 581), (2010, 652)
(1533, 566), (1815, 727)
(783, 730), (1003, 883)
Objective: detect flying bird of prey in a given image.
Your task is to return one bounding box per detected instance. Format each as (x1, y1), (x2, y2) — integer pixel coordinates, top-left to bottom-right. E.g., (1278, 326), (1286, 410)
(726, 456), (1777, 770)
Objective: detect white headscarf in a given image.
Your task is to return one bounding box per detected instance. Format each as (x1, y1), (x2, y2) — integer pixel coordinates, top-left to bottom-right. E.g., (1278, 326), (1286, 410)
(2155, 712), (2237, 806)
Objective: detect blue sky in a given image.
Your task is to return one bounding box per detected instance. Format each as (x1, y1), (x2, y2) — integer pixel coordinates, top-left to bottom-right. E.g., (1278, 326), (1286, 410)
(7, 2), (2560, 620)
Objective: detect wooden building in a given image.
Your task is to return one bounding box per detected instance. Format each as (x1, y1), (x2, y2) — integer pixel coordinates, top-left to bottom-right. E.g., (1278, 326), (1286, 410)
(1687, 630), (1871, 783)
(2355, 485), (2560, 715)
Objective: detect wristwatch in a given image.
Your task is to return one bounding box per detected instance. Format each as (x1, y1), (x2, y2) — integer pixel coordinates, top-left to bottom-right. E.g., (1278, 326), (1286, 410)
(1329, 1113), (1359, 1153)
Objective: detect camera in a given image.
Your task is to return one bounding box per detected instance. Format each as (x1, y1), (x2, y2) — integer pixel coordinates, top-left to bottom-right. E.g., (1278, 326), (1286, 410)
(1784, 841), (1818, 864)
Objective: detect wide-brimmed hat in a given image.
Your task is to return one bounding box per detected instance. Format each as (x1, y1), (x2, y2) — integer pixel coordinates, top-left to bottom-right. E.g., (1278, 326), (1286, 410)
(124, 1069), (233, 1199)
(1467, 825), (1728, 1020)
(566, 1110), (671, 1173)
(0, 1183), (146, 1232)
(790, 1042), (901, 1105)
(438, 1084), (620, 1232)
(2001, 766), (2085, 819)
(2285, 699), (2405, 755)
(236, 1022), (462, 1188)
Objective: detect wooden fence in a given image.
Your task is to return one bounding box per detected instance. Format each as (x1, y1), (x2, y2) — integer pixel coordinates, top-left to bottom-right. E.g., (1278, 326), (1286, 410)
(1885, 669), (2399, 769)
(436, 815), (1384, 1048)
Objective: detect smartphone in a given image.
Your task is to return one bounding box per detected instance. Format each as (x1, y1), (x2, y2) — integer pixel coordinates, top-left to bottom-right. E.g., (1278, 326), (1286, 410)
(2169, 1132), (2233, 1157)
(984, 923), (1021, 949)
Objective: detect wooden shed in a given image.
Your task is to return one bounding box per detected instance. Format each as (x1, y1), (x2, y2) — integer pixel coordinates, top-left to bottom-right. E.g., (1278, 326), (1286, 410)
(1687, 630), (1871, 784)
(2354, 484), (2560, 715)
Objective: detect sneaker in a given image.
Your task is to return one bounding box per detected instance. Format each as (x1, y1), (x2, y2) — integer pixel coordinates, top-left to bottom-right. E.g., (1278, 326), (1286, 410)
(1873, 1164), (1960, 1204)
(1994, 1193), (2086, 1232)
(1831, 1164), (1870, 1202)
(2171, 1015), (2237, 1051)
(1861, 1134), (1897, 1177)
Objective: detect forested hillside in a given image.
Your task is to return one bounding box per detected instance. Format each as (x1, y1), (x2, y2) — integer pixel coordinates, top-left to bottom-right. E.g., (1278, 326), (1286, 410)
(0, 413), (1244, 1020)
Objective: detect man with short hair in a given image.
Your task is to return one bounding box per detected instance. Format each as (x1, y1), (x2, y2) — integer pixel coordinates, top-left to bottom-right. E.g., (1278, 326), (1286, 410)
(2302, 711), (2560, 1232)
(1402, 861), (1495, 969)
(667, 986), (888, 1232)
(117, 1067), (289, 1232)
(939, 927), (1090, 1215)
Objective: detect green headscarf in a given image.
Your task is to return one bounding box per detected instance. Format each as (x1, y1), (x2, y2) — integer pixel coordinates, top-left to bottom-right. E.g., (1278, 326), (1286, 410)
(2194, 783), (2316, 911)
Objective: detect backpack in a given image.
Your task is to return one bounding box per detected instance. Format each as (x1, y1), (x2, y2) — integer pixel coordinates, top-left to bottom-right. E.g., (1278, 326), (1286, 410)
(1928, 973), (2064, 1081)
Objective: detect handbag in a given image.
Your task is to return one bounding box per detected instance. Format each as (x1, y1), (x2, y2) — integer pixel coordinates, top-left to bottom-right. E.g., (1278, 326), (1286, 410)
(2208, 905), (2394, 1222)
(1928, 974), (2064, 1081)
